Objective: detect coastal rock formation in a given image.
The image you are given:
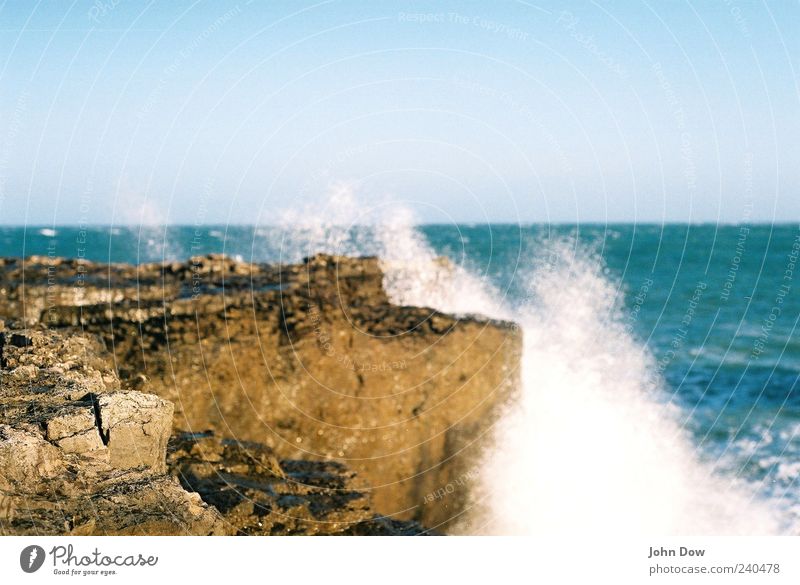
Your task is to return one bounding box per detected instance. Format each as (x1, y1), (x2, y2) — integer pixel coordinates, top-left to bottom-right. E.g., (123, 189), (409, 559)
(0, 327), (428, 535)
(1, 253), (521, 530)
(168, 431), (427, 535)
(0, 328), (224, 535)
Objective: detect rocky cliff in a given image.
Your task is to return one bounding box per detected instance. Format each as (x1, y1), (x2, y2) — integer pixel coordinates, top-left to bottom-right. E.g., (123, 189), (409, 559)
(0, 253), (521, 531)
(0, 327), (427, 535)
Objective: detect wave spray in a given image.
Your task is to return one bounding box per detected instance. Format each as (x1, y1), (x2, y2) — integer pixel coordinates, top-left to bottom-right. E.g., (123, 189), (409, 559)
(271, 188), (784, 535)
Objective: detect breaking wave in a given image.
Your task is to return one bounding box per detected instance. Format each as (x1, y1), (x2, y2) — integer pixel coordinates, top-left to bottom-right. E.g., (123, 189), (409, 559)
(268, 186), (788, 535)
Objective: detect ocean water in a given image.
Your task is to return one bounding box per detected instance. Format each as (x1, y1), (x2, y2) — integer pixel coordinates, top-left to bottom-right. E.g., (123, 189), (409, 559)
(2, 220), (799, 534)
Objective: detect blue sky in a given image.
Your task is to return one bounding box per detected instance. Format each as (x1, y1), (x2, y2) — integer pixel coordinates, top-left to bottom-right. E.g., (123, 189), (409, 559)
(0, 0), (797, 225)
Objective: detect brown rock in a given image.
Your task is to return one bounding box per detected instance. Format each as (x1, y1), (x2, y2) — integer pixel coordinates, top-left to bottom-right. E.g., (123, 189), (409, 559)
(0, 253), (522, 530)
(0, 325), (426, 536)
(44, 405), (105, 455)
(0, 426), (65, 492)
(0, 328), (222, 535)
(1, 476), (226, 536)
(98, 392), (173, 473)
(168, 431), (428, 535)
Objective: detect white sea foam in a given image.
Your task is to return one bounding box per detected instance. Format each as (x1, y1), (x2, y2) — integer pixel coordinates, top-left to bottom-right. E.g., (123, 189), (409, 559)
(273, 185), (789, 535)
(460, 249), (785, 535)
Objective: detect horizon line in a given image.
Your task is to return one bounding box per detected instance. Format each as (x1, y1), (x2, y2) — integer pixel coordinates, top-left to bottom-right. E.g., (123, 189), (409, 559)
(1, 221), (799, 228)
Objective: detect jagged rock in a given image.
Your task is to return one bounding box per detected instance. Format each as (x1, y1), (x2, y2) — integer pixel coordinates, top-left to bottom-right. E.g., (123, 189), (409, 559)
(98, 392), (173, 473)
(0, 329), (222, 535)
(0, 326), (434, 536)
(168, 431), (428, 535)
(44, 404), (105, 454)
(1, 253), (522, 530)
(0, 426), (65, 491)
(343, 516), (431, 536)
(1, 476), (226, 536)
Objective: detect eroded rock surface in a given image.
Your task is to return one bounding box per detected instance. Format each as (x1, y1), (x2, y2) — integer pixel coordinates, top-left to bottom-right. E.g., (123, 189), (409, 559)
(168, 431), (428, 535)
(1, 253), (521, 529)
(0, 328), (225, 535)
(0, 327), (430, 535)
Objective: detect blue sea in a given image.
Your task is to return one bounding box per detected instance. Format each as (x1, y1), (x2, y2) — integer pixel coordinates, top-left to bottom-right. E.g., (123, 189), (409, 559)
(2, 223), (799, 533)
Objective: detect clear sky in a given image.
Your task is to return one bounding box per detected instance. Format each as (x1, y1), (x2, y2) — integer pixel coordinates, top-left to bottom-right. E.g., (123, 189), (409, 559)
(0, 0), (798, 225)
